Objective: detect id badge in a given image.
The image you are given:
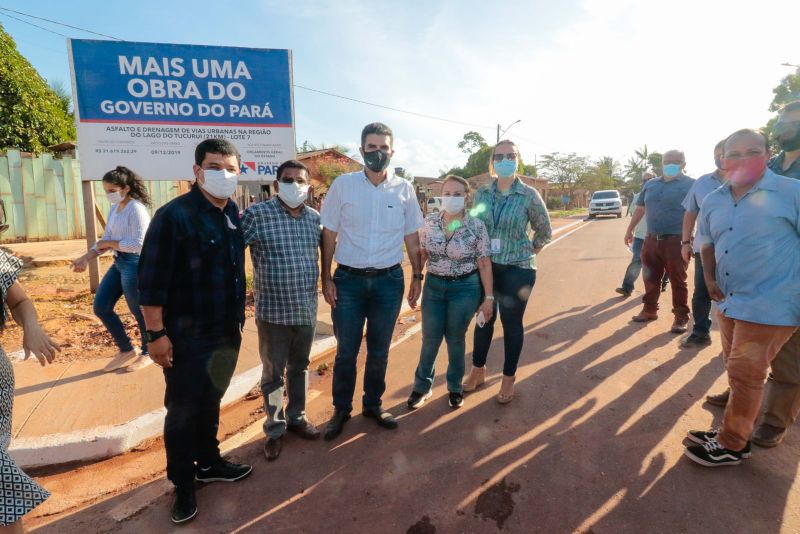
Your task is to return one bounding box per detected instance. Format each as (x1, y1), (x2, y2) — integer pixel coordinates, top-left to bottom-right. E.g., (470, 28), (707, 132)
(491, 238), (502, 254)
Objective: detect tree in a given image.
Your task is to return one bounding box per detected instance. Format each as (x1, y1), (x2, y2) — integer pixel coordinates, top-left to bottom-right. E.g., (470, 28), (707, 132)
(49, 80), (72, 116)
(581, 156), (620, 191)
(537, 152), (590, 203)
(764, 67), (800, 151)
(0, 25), (75, 152)
(297, 140), (351, 155)
(457, 131), (488, 154)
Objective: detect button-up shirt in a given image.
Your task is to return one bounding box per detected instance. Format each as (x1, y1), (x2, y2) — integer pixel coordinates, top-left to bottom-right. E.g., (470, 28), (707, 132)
(93, 199), (151, 255)
(769, 152), (800, 180)
(698, 169), (800, 326)
(320, 170), (424, 268)
(631, 192), (647, 239)
(420, 212), (490, 277)
(138, 186), (246, 339)
(637, 174), (695, 236)
(682, 171), (724, 252)
(241, 198), (321, 326)
(472, 178), (552, 269)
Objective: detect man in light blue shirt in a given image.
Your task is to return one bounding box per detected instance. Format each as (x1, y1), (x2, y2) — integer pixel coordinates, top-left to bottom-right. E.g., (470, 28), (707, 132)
(684, 129), (800, 467)
(679, 140), (726, 349)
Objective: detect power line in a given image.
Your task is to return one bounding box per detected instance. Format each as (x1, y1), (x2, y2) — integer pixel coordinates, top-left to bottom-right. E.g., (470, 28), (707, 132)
(0, 11), (69, 38)
(2, 6), (498, 132)
(0, 6), (121, 40)
(294, 84), (495, 130)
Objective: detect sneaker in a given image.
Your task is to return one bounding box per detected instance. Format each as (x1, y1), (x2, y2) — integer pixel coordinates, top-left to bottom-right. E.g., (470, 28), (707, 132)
(680, 334), (712, 349)
(126, 353), (153, 372)
(196, 458), (253, 483)
(449, 392), (464, 409)
(684, 438), (745, 467)
(407, 390), (432, 410)
(103, 349), (138, 372)
(615, 287), (632, 297)
(685, 430), (751, 458)
(362, 407), (399, 429)
(170, 486), (197, 524)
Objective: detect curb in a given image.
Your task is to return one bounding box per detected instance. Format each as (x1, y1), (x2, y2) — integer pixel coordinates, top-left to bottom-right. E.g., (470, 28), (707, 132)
(9, 304), (410, 469)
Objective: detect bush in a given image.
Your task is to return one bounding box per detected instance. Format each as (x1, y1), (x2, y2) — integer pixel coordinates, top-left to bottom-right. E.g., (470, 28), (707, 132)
(0, 25), (75, 152)
(546, 196), (563, 210)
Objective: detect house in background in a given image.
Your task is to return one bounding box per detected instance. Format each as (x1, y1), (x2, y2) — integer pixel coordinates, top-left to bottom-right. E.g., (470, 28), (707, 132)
(298, 148), (363, 199)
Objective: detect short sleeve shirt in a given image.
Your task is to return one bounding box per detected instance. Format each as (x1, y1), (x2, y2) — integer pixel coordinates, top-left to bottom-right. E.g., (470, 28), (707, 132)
(681, 171), (723, 252)
(637, 174), (695, 235)
(419, 213), (490, 277)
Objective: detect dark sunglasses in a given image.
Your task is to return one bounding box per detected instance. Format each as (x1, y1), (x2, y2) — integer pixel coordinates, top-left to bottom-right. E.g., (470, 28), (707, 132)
(492, 153), (518, 162)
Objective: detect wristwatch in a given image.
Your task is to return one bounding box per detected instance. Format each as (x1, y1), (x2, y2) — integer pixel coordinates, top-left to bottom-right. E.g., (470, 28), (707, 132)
(413, 273), (424, 281)
(145, 328), (168, 343)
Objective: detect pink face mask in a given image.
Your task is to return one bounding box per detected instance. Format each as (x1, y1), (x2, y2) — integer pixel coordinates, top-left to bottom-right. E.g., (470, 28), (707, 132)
(723, 155), (768, 186)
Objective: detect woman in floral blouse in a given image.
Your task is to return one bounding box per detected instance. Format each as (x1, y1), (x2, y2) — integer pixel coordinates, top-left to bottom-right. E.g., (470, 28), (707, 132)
(407, 175), (494, 410)
(464, 140), (552, 404)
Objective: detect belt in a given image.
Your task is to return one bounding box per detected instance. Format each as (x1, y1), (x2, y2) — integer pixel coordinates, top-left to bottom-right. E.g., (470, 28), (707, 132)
(646, 233), (681, 241)
(337, 264), (401, 276)
(430, 270), (478, 282)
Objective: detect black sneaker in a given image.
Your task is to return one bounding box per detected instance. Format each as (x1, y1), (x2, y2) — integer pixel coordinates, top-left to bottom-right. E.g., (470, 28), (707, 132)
(407, 390), (432, 410)
(615, 287), (632, 297)
(680, 334), (712, 349)
(196, 458), (253, 483)
(170, 486), (197, 524)
(686, 429), (751, 458)
(684, 438), (746, 467)
(449, 392), (464, 409)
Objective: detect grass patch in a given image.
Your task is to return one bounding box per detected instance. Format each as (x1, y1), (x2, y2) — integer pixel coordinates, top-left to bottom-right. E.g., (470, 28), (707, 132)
(548, 208), (587, 218)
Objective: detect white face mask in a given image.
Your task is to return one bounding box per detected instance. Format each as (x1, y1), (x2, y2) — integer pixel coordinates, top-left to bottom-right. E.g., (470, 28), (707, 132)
(441, 196), (465, 214)
(106, 190), (125, 204)
(200, 169), (238, 199)
(278, 182), (309, 209)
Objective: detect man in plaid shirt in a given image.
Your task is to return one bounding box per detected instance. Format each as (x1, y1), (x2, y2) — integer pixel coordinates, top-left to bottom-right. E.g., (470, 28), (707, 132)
(241, 160), (322, 461)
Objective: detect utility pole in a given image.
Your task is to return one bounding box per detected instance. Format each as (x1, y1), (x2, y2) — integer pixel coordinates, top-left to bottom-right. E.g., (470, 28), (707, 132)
(497, 120), (521, 143)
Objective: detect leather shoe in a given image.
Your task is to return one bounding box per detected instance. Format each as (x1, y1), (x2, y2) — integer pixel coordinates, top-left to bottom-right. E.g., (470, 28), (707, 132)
(324, 409), (351, 441)
(705, 388), (730, 407)
(615, 287), (632, 297)
(362, 406), (399, 429)
(752, 423), (787, 448)
(264, 437), (282, 461)
(670, 318), (689, 334)
(287, 419), (321, 440)
(680, 334), (712, 349)
(632, 311), (658, 322)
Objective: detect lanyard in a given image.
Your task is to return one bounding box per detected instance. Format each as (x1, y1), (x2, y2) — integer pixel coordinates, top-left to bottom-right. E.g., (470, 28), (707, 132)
(492, 190), (512, 230)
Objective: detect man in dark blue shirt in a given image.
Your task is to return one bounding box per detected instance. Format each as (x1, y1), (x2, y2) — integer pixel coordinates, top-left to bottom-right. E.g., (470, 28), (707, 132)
(138, 139), (251, 525)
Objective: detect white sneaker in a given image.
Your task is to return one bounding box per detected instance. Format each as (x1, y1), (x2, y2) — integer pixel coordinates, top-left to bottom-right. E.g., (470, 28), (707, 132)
(103, 350), (138, 372)
(126, 353), (154, 372)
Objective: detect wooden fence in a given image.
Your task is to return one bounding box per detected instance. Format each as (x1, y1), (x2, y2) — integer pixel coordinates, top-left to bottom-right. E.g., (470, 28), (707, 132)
(0, 150), (186, 243)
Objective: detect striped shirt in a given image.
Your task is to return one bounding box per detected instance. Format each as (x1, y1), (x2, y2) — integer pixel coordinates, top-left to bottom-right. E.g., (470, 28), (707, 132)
(241, 198), (321, 326)
(94, 199), (151, 255)
(472, 178), (552, 269)
(320, 170), (424, 268)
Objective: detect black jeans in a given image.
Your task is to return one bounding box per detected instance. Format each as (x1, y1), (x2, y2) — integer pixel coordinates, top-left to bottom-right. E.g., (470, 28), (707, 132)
(472, 263), (536, 376)
(691, 253), (712, 338)
(163, 333), (241, 488)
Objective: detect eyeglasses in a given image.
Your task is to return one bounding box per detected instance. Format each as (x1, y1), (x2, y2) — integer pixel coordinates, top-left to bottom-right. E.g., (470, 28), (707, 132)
(492, 153), (518, 162)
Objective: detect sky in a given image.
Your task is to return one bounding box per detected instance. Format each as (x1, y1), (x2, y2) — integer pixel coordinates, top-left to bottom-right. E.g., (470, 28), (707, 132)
(2, 0), (799, 179)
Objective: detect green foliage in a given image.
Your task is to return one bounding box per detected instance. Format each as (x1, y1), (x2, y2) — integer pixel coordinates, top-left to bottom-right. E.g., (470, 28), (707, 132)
(457, 131), (488, 154)
(537, 152), (589, 195)
(297, 140), (350, 155)
(317, 159), (361, 185)
(764, 67), (800, 152)
(0, 25), (75, 152)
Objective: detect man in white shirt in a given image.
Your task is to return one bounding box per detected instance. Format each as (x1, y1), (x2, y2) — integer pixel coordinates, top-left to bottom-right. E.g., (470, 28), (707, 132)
(320, 122), (424, 440)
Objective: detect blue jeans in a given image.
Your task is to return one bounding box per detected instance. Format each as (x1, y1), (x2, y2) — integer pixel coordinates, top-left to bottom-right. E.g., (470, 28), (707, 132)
(621, 237), (644, 292)
(257, 320), (315, 439)
(414, 273), (481, 394)
(331, 266), (405, 413)
(691, 252), (712, 338)
(93, 252), (147, 354)
(472, 263), (536, 376)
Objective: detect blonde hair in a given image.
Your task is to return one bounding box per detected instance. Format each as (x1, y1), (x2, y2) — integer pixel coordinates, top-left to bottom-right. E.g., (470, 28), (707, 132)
(488, 139), (521, 177)
(442, 174), (471, 203)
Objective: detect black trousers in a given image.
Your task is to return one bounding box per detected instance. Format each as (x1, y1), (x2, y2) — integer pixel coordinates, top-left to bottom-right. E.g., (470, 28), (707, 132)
(163, 333), (241, 488)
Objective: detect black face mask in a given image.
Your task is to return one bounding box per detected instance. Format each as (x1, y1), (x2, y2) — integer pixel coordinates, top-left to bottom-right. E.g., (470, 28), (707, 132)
(775, 121), (800, 152)
(363, 149), (391, 173)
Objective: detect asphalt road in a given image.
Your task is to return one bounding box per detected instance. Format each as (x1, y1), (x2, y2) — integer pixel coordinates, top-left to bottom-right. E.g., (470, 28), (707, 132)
(36, 216), (800, 533)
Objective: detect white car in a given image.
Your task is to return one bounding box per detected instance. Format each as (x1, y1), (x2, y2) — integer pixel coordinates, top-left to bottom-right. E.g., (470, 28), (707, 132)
(588, 190), (622, 218)
(427, 197), (442, 213)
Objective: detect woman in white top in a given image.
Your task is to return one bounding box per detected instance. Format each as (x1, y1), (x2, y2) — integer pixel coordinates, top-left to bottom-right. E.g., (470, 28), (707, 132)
(72, 166), (152, 372)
